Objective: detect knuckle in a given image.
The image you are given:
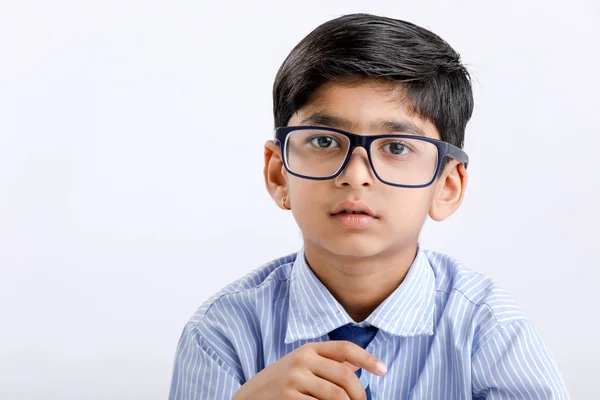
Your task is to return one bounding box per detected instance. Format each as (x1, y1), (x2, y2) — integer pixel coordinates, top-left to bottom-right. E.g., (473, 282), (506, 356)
(329, 385), (349, 400)
(339, 340), (354, 353)
(285, 369), (304, 388)
(292, 348), (311, 367)
(300, 342), (316, 353)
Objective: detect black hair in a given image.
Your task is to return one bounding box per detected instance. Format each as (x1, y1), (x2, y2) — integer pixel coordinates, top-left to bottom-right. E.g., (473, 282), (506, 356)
(273, 13), (474, 149)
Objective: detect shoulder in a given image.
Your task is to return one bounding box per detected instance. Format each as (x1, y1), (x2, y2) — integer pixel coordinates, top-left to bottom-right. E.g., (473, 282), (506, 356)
(425, 249), (524, 317)
(424, 250), (529, 347)
(173, 252), (298, 381)
(188, 251), (297, 325)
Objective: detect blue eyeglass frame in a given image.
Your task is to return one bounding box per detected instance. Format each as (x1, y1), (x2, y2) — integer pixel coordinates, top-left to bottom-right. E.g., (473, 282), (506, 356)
(274, 126), (469, 188)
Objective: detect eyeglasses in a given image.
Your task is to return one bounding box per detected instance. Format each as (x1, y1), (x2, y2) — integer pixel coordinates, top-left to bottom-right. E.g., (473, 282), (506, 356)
(274, 126), (469, 188)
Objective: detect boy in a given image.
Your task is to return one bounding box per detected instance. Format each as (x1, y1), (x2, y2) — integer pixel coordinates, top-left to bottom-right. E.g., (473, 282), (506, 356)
(169, 13), (570, 399)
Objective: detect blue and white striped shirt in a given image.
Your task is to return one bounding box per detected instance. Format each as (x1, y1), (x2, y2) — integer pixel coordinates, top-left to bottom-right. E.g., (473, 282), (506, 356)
(169, 248), (570, 399)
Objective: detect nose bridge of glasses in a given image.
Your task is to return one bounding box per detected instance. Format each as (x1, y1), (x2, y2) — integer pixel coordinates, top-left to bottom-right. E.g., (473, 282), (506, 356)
(332, 132), (376, 179)
(347, 143), (369, 160)
(344, 133), (371, 160)
(348, 131), (379, 164)
(346, 130), (370, 149)
(339, 143), (376, 181)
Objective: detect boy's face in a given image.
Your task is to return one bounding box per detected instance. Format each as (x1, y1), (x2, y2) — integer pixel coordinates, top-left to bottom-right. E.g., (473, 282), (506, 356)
(265, 78), (466, 260)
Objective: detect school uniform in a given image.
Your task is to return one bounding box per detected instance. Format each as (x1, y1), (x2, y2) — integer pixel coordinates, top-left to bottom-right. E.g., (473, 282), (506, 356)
(169, 247), (570, 399)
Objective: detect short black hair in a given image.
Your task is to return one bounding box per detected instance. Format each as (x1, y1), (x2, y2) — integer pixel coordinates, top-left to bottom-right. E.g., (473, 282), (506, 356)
(273, 13), (474, 149)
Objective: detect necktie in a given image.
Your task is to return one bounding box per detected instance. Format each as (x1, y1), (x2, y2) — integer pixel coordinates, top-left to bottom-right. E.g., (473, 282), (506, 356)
(328, 323), (379, 399)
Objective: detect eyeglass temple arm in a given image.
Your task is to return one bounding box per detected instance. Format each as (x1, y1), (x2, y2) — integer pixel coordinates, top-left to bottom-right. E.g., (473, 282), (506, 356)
(446, 144), (469, 169)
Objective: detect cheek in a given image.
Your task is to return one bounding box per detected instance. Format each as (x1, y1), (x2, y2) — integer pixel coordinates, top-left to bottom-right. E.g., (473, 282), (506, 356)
(287, 180), (328, 217)
(385, 188), (435, 223)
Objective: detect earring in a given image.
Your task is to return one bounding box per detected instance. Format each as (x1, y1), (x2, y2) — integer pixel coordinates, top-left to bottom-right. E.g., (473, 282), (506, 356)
(281, 195), (291, 210)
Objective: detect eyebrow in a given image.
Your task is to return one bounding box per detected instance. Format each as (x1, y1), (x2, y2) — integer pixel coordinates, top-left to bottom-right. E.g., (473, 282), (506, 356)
(299, 112), (426, 137)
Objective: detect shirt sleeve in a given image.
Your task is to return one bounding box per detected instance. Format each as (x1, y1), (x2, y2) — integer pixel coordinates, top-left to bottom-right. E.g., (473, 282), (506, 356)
(169, 323), (243, 400)
(471, 319), (570, 399)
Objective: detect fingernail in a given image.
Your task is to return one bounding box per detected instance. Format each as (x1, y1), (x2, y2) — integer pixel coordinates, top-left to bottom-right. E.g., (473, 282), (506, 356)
(376, 361), (387, 375)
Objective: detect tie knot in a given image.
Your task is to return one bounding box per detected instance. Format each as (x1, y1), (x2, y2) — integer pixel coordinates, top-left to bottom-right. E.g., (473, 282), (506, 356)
(328, 323), (379, 349)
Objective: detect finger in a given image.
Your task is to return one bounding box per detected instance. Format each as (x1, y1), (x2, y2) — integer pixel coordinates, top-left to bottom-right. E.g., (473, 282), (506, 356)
(311, 341), (388, 376)
(341, 361), (360, 371)
(309, 356), (367, 400)
(301, 373), (353, 400)
(288, 394), (319, 400)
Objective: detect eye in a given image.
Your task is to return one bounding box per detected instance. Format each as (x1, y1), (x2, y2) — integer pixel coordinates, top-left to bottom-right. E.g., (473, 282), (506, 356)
(381, 141), (411, 155)
(308, 135), (340, 149)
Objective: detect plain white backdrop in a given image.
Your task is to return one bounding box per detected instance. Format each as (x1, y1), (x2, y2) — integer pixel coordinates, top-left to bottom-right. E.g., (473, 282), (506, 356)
(1, 0), (598, 398)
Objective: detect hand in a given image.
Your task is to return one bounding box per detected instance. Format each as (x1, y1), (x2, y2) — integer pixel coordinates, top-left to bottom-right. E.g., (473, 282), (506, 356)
(232, 340), (387, 400)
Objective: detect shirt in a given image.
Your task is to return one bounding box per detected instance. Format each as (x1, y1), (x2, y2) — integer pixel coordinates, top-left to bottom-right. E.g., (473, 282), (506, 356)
(169, 248), (570, 399)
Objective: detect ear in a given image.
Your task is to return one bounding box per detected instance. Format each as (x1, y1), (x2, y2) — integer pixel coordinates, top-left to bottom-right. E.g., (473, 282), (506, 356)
(429, 161), (468, 221)
(264, 140), (289, 208)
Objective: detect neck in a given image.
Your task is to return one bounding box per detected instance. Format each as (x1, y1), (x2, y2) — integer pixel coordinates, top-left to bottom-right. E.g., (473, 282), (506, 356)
(303, 240), (418, 323)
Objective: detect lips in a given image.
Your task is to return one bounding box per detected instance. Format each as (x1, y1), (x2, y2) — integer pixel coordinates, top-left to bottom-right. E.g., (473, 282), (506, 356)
(330, 200), (376, 218)
(329, 200), (378, 229)
(331, 210), (377, 229)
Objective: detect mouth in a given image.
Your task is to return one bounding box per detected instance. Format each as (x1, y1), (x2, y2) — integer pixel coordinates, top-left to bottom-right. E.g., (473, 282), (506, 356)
(330, 201), (377, 218)
(330, 201), (378, 229)
(336, 210), (369, 215)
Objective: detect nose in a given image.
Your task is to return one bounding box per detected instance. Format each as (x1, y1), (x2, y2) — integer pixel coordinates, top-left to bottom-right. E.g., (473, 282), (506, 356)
(334, 146), (375, 188)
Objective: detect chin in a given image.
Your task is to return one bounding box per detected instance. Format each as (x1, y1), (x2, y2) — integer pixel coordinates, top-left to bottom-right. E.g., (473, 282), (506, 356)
(317, 235), (390, 259)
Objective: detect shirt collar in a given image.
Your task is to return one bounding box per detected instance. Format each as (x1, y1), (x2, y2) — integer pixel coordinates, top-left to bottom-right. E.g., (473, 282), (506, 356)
(284, 247), (436, 344)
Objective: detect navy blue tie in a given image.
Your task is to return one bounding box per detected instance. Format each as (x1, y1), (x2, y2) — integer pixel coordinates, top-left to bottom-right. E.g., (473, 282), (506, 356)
(328, 323), (379, 399)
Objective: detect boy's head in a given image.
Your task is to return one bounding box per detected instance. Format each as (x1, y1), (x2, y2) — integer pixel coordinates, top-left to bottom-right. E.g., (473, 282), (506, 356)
(264, 13), (473, 261)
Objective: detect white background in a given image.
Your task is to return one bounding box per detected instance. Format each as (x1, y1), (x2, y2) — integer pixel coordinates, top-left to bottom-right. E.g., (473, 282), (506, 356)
(1, 0), (598, 399)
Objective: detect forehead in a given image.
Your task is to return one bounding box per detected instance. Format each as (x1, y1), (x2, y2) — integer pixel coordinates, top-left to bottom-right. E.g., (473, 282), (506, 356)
(289, 78), (440, 140)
